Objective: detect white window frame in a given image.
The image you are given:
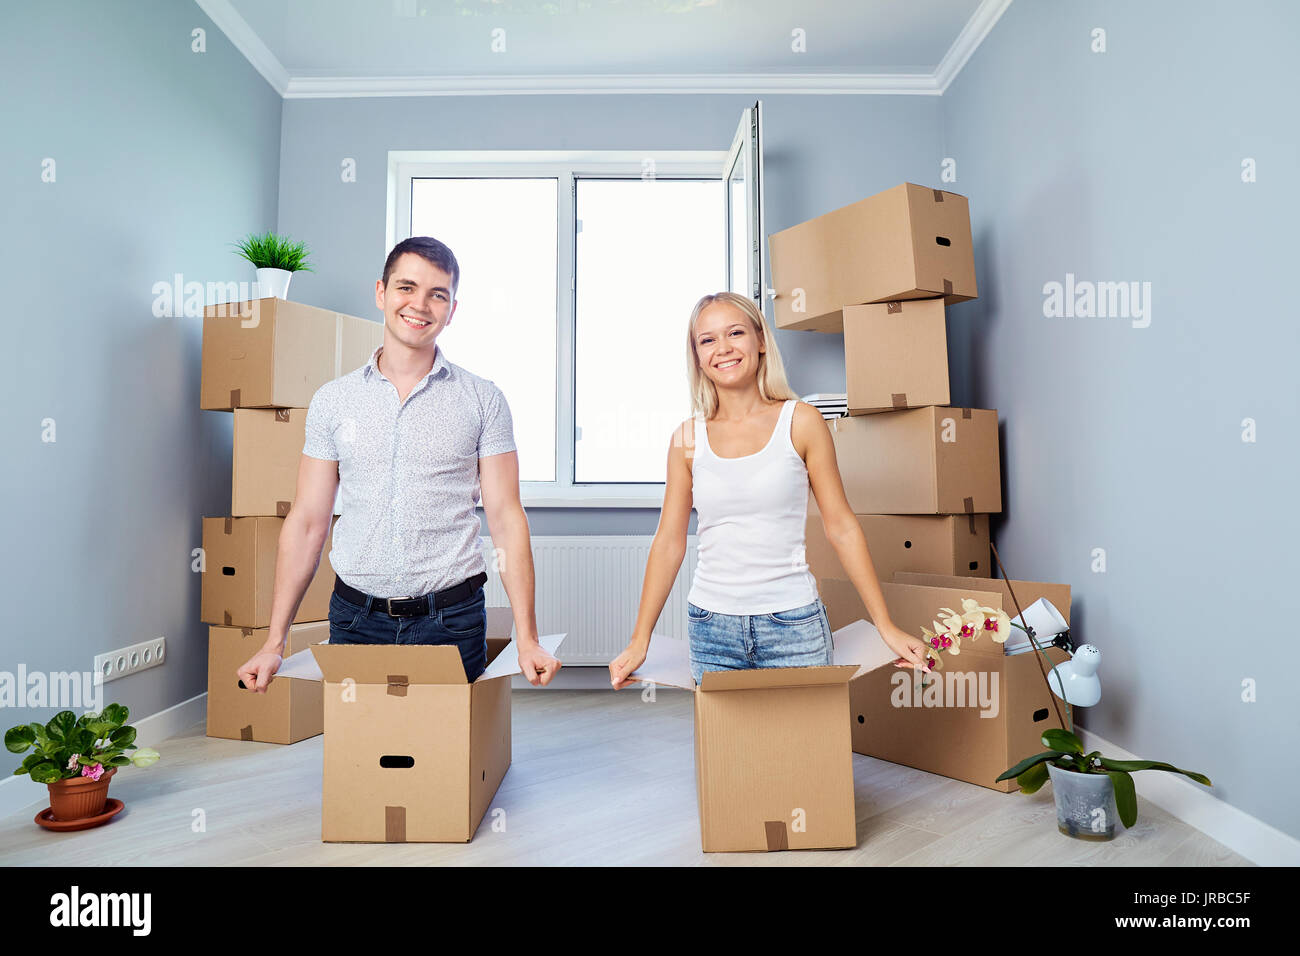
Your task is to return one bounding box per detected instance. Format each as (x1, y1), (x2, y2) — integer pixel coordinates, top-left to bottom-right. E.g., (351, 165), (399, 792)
(386, 149), (727, 508)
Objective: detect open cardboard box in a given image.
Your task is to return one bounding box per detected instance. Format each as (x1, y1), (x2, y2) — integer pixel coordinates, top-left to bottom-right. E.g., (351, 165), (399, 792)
(629, 620), (898, 852)
(206, 621), (325, 744)
(274, 609), (565, 843)
(819, 574), (1072, 792)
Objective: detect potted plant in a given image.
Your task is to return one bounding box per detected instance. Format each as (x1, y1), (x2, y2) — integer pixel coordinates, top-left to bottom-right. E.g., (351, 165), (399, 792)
(5, 704), (160, 823)
(232, 230), (314, 300)
(997, 728), (1211, 840)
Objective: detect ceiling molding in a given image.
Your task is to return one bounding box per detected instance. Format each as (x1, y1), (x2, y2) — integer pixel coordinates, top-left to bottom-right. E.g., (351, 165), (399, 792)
(285, 72), (943, 98)
(197, 0), (1009, 100)
(194, 0), (290, 95)
(935, 0), (1013, 93)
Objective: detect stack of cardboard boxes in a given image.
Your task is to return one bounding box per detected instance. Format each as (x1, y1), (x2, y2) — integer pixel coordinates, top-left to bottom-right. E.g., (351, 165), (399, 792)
(199, 297), (381, 745)
(768, 183), (1073, 792)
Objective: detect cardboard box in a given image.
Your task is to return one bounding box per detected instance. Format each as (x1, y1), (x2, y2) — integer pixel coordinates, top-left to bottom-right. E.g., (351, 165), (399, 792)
(804, 506), (991, 586)
(843, 299), (950, 414)
(769, 182), (977, 332)
(829, 406), (1001, 514)
(232, 408), (341, 517)
(206, 621), (326, 744)
(201, 297), (382, 410)
(273, 620), (564, 843)
(200, 516), (336, 627)
(820, 575), (1073, 791)
(629, 621), (896, 852)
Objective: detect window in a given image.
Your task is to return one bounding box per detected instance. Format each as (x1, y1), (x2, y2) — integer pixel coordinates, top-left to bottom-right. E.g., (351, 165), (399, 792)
(386, 104), (764, 505)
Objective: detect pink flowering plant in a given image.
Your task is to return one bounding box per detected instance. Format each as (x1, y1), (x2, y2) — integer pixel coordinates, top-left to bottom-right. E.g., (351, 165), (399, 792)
(917, 597), (1013, 671)
(4, 704), (160, 784)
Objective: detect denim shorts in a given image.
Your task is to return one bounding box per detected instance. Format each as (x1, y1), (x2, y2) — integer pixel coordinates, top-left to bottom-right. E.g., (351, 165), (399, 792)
(326, 585), (488, 682)
(686, 598), (833, 685)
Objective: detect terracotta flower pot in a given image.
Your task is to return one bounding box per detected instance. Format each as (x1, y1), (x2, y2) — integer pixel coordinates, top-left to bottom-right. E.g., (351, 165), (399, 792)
(47, 767), (116, 822)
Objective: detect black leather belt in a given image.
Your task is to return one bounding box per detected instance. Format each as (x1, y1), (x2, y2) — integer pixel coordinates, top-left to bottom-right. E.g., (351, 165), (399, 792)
(334, 572), (488, 618)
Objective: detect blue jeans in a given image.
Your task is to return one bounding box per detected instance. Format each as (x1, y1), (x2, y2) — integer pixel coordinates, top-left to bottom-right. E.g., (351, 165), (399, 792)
(326, 586), (489, 682)
(686, 598), (833, 684)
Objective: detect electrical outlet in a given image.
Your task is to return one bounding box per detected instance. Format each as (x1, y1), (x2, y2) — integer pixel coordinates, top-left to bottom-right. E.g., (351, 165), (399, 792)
(94, 637), (166, 684)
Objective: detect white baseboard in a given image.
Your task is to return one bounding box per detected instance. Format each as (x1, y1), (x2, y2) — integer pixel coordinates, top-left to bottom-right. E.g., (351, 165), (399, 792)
(0, 693), (207, 821)
(1075, 725), (1299, 866)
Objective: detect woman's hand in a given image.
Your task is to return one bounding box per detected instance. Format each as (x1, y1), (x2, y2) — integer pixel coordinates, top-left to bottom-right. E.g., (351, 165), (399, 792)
(877, 621), (931, 670)
(609, 640), (649, 690)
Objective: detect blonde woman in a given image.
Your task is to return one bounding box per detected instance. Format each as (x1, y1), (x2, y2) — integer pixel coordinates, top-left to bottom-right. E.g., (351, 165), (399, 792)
(609, 292), (929, 688)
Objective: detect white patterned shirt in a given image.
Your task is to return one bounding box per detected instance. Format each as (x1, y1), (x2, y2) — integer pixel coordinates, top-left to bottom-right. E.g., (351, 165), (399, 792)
(302, 344), (516, 597)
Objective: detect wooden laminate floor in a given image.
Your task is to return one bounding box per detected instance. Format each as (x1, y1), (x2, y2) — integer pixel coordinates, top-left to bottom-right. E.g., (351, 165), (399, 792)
(0, 689), (1252, 866)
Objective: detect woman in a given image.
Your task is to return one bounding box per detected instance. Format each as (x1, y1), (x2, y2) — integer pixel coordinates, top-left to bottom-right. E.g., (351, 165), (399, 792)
(609, 291), (929, 689)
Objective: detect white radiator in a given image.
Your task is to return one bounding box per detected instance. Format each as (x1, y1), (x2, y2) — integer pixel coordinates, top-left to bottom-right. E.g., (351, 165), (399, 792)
(480, 536), (698, 665)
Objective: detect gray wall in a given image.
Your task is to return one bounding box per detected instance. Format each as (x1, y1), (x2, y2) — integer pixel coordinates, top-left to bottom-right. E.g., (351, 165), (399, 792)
(277, 93), (943, 534)
(941, 0), (1299, 839)
(0, 1), (282, 777)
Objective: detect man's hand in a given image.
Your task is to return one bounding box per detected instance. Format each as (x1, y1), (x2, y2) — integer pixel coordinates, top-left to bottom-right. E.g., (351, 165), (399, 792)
(878, 622), (931, 670)
(517, 643), (560, 686)
(609, 640), (648, 690)
(236, 650), (284, 694)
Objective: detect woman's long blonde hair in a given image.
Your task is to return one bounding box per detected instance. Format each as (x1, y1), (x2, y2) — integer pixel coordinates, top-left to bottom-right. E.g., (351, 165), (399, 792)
(686, 292), (798, 418)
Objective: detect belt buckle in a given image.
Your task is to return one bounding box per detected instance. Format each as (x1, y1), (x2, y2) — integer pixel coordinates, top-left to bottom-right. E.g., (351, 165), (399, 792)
(386, 596), (414, 617)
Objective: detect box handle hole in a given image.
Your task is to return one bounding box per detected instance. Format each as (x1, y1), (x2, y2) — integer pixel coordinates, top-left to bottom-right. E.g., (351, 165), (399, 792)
(935, 235), (952, 247)
(903, 540), (912, 549)
(1032, 708), (1049, 722)
(380, 755), (415, 769)
(222, 566), (236, 576)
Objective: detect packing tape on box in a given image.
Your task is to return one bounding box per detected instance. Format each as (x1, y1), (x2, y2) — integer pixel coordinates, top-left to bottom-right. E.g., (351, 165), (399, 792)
(240, 627), (253, 637)
(275, 409), (290, 423)
(385, 805), (406, 842)
(230, 388), (240, 408)
(891, 393), (908, 408)
(968, 513), (977, 534)
(944, 279), (954, 296)
(964, 496), (974, 514)
(765, 820), (789, 851)
(886, 301), (902, 314)
(387, 674), (409, 697)
(276, 501), (291, 516)
(932, 189), (944, 202)
(240, 725), (253, 741)
(961, 407), (972, 419)
(224, 517), (233, 534)
(224, 611), (233, 626)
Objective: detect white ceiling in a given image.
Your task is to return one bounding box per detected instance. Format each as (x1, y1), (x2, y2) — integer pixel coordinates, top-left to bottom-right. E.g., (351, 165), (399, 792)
(197, 0), (1011, 96)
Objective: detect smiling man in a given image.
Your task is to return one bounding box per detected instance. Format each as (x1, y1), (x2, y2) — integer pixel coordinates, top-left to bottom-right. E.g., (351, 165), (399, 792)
(237, 236), (560, 689)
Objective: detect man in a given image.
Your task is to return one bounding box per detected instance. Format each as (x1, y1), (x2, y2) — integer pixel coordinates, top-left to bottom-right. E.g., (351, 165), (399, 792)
(236, 236), (560, 690)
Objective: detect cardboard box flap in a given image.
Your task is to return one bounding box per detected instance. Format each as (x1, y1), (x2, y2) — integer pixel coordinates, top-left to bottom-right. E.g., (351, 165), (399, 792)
(627, 634), (693, 690)
(892, 572), (1071, 624)
(311, 643), (470, 685)
(282, 632), (565, 684)
(698, 663), (859, 692)
(485, 606), (515, 638)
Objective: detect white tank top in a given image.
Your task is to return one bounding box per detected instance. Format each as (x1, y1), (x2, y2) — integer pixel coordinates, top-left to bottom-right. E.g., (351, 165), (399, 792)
(687, 399), (819, 615)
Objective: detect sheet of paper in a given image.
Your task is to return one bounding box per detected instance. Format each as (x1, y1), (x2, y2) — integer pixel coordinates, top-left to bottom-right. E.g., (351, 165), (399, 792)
(627, 634), (694, 690)
(478, 632), (566, 682)
(831, 618), (900, 678)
